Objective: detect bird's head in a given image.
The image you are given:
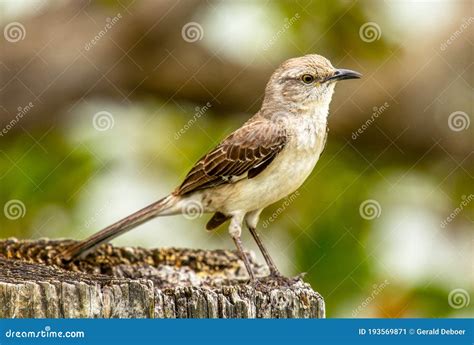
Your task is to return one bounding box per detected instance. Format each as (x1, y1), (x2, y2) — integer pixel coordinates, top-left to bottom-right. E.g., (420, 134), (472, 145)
(262, 54), (361, 114)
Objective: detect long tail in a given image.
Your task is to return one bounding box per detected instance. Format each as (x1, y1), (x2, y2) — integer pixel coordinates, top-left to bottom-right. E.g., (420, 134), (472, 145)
(61, 195), (179, 261)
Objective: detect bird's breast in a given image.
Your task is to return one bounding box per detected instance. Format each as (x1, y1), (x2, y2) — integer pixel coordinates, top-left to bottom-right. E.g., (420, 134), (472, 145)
(205, 119), (328, 213)
(289, 116), (327, 153)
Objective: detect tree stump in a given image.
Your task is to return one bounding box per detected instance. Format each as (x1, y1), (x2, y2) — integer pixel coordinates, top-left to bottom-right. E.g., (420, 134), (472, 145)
(0, 238), (324, 318)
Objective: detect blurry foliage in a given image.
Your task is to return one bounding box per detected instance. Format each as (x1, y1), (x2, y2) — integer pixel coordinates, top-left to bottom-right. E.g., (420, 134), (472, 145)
(279, 0), (394, 59)
(0, 131), (97, 237)
(282, 142), (375, 316)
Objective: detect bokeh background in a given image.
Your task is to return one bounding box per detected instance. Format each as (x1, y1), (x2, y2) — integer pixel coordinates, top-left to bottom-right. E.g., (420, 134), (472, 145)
(0, 0), (472, 318)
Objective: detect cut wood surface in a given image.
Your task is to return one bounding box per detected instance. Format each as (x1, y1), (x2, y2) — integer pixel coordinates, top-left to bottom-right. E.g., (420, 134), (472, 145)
(0, 238), (324, 318)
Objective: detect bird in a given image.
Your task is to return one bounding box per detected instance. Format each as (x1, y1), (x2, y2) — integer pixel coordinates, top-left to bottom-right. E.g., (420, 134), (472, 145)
(61, 54), (361, 280)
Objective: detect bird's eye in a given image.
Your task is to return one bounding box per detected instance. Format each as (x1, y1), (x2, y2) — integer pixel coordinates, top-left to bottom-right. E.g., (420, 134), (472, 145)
(301, 74), (315, 84)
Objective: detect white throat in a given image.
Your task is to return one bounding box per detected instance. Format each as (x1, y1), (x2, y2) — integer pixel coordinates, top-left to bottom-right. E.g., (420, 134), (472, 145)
(291, 85), (335, 150)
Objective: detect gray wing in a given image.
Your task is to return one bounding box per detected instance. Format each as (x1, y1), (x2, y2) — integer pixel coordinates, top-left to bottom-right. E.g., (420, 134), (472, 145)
(175, 119), (287, 195)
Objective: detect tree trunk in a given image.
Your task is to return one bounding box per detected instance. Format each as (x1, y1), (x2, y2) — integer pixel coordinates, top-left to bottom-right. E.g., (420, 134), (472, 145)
(0, 238), (324, 318)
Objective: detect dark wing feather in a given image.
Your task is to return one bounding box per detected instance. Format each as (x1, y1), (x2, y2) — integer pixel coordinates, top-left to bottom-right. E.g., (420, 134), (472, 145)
(175, 119), (287, 195)
(206, 212), (231, 230)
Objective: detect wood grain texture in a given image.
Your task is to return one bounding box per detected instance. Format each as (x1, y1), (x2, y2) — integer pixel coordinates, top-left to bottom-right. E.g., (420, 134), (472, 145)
(0, 238), (324, 318)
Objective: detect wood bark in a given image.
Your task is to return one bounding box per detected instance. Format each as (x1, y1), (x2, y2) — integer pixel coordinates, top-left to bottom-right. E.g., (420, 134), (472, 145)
(0, 238), (324, 318)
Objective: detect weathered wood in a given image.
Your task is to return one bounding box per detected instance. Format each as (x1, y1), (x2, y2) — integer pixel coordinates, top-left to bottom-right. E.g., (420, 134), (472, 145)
(0, 238), (324, 318)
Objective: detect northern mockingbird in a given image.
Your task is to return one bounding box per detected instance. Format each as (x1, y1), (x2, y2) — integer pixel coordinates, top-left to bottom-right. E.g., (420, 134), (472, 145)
(62, 54), (361, 280)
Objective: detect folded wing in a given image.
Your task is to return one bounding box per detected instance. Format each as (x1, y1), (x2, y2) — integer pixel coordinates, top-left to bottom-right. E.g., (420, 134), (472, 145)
(175, 119), (287, 195)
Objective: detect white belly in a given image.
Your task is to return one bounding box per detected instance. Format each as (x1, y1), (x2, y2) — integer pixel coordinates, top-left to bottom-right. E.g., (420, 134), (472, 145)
(204, 120), (327, 213)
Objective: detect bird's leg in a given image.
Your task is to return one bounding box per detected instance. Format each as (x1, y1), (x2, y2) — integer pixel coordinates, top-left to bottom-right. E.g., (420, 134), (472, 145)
(244, 209), (282, 277)
(247, 225), (282, 277)
(232, 235), (255, 281)
(229, 214), (255, 281)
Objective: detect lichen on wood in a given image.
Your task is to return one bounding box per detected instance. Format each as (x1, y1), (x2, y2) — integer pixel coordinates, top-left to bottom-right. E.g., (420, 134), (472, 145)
(0, 238), (325, 318)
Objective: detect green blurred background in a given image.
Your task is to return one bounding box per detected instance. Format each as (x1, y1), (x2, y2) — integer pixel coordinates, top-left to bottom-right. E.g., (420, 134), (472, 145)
(0, 0), (472, 317)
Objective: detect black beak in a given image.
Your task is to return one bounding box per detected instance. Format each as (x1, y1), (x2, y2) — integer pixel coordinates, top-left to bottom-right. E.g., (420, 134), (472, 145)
(324, 68), (362, 82)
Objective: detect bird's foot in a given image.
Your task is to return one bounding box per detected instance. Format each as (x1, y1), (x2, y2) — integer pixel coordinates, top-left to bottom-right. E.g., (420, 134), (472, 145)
(252, 272), (305, 288)
(269, 269), (284, 278)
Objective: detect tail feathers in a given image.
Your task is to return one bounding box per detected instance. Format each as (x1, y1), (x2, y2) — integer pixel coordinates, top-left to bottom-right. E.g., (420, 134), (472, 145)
(62, 195), (177, 261)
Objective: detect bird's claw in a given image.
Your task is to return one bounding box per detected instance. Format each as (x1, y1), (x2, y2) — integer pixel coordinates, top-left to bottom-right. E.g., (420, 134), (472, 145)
(250, 272), (305, 288)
